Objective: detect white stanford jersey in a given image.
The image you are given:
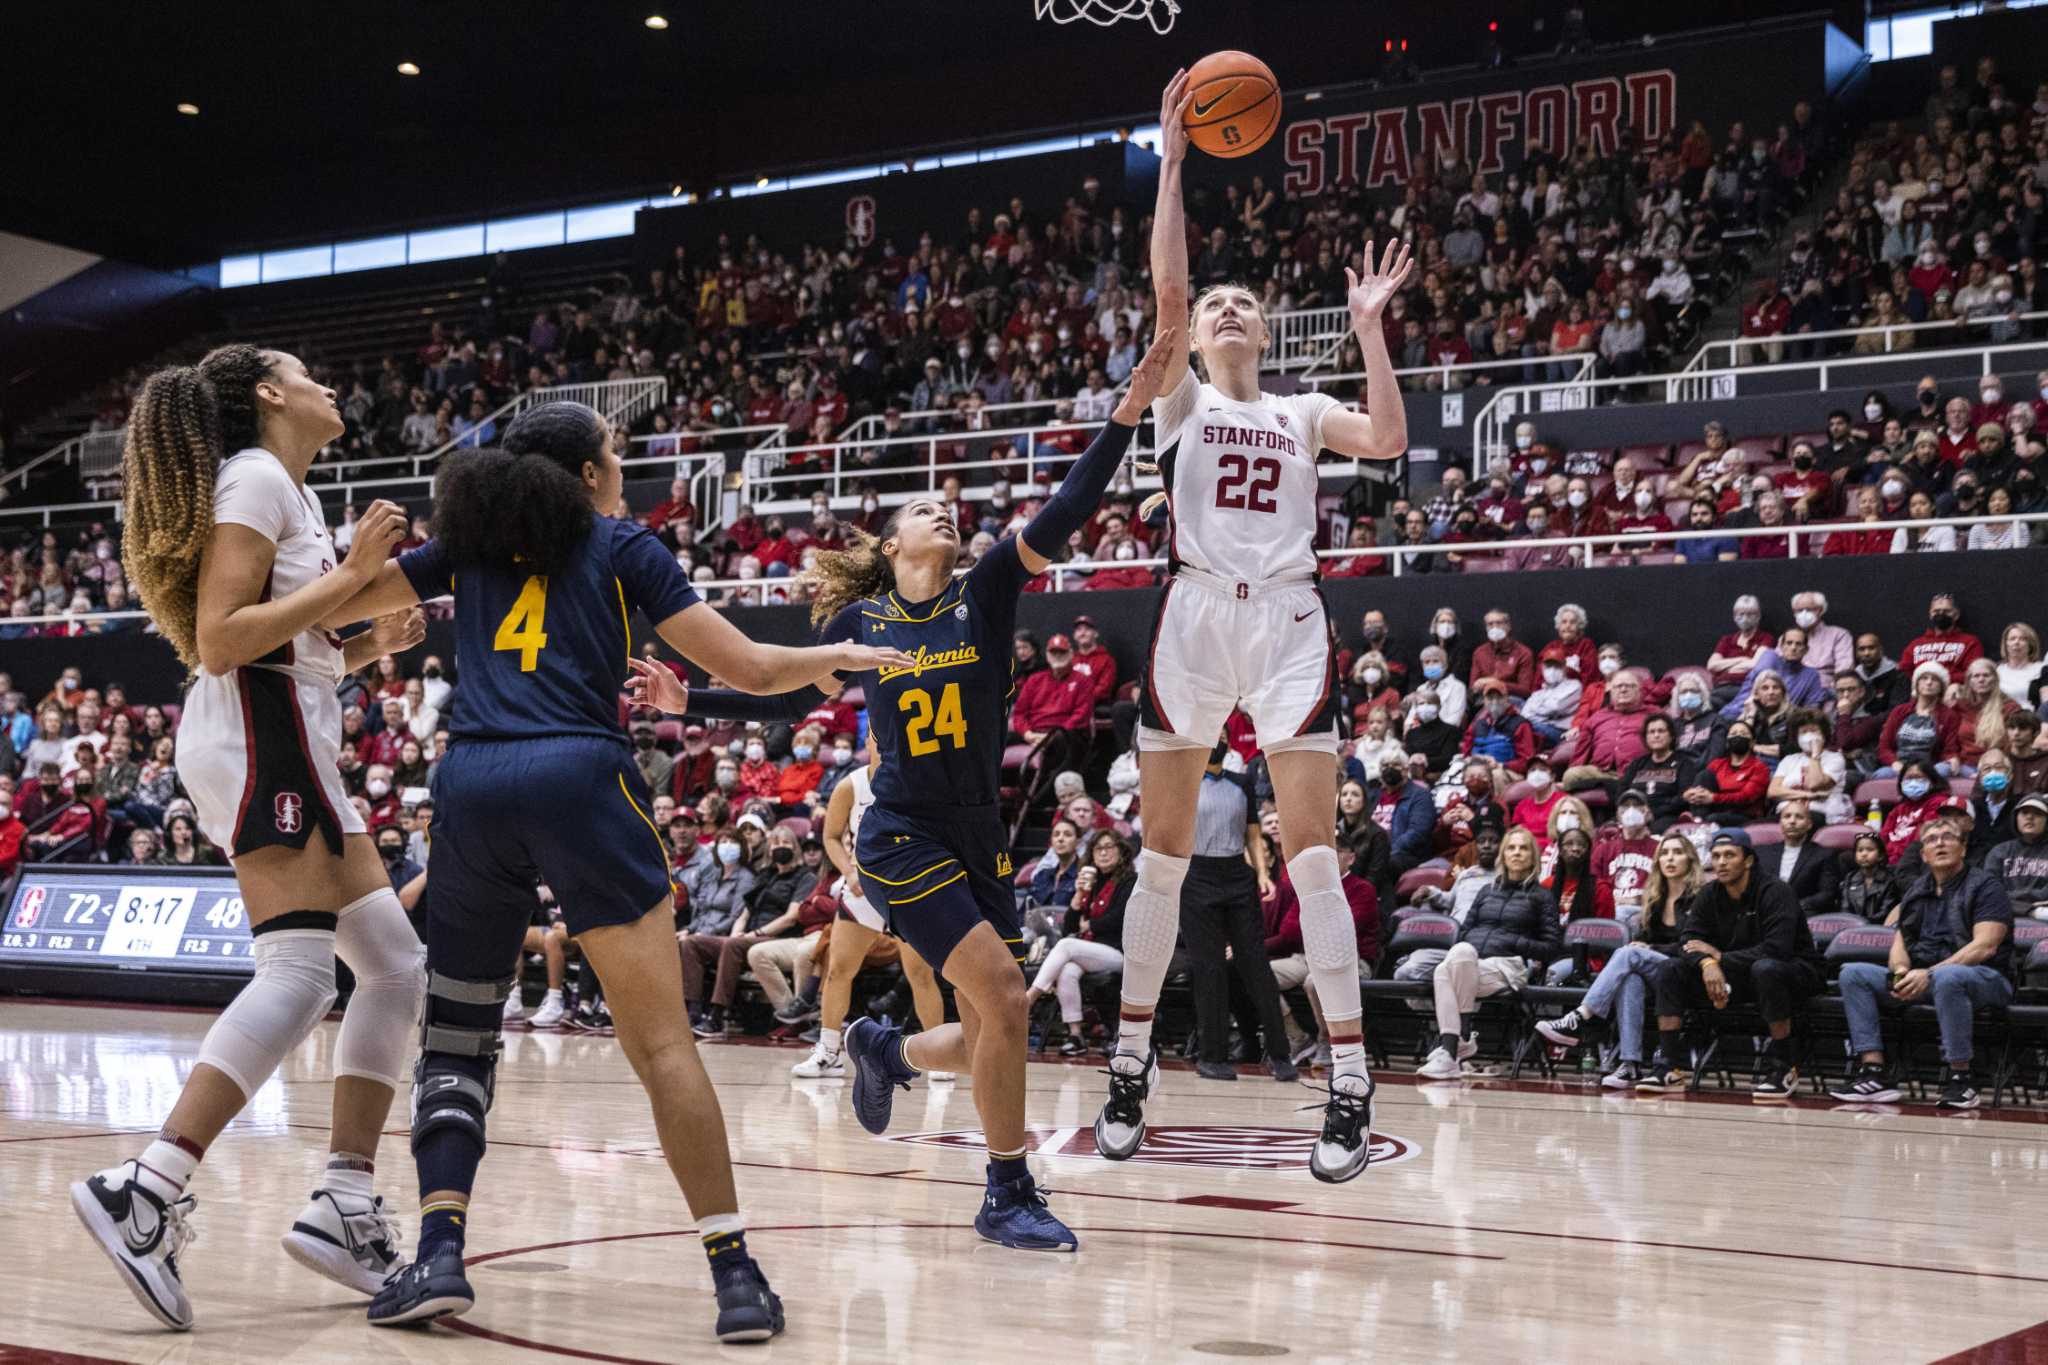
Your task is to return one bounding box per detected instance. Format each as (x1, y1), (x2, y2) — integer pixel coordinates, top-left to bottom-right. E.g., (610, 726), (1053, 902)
(1151, 371), (1342, 586)
(210, 447), (345, 685)
(841, 766), (886, 930)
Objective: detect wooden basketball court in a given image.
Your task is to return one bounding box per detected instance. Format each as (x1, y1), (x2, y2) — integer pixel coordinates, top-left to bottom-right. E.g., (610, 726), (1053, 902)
(3, 1000), (2041, 1363)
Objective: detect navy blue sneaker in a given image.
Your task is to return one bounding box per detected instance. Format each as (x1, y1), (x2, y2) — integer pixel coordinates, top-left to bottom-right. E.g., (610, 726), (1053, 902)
(844, 1016), (915, 1135)
(368, 1242), (472, 1327)
(711, 1254), (785, 1344)
(974, 1171), (1078, 1252)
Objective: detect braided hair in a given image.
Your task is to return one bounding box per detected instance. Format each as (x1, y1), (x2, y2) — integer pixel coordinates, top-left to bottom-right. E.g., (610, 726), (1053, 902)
(121, 344), (277, 668)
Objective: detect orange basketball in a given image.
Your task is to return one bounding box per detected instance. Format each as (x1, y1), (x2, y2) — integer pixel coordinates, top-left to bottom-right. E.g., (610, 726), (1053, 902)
(1182, 50), (1281, 159)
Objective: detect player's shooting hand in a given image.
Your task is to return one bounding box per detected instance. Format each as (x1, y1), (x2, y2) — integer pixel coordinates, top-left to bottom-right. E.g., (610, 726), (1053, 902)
(1113, 326), (1182, 425)
(625, 656), (691, 714)
(833, 642), (917, 674)
(1159, 69), (1192, 167)
(342, 499), (408, 581)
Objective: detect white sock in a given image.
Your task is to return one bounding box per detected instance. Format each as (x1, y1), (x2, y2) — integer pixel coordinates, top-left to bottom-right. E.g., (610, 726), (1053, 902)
(1113, 1018), (1154, 1067)
(1330, 1042), (1369, 1093)
(324, 1154), (375, 1198)
(542, 988), (562, 1003)
(699, 1211), (746, 1240)
(136, 1138), (199, 1200)
(818, 1027), (842, 1058)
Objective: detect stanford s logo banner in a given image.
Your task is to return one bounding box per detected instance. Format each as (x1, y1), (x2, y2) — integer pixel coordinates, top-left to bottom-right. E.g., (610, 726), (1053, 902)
(882, 1123), (1419, 1170)
(14, 885), (47, 928)
(274, 792), (304, 835)
(845, 195), (877, 247)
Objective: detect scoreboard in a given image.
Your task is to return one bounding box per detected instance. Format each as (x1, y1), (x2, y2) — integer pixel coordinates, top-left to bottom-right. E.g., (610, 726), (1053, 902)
(1, 865), (254, 1005)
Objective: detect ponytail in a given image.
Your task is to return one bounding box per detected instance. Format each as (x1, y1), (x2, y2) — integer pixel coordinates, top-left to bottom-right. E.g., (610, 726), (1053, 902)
(121, 343), (275, 668)
(431, 447), (593, 575)
(807, 523), (897, 626)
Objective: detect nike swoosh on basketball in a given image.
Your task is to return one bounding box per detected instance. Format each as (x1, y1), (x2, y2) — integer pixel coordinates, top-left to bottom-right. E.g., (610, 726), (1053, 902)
(1293, 609), (1316, 623)
(1192, 85), (1239, 119)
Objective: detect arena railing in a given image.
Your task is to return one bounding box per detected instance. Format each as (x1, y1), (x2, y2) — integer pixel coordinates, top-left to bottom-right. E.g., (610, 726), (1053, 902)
(1676, 310), (2048, 384)
(1468, 336), (2048, 469)
(1301, 353), (1598, 396)
(8, 512), (2040, 632)
(1265, 305), (1352, 373)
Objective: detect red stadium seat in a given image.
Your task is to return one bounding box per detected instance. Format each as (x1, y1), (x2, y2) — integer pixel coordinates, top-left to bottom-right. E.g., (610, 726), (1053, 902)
(1948, 778), (1977, 798)
(655, 720), (683, 747)
(1461, 557), (1509, 573)
(1813, 823), (1867, 851)
(1743, 821), (1784, 849)
(1853, 778), (1899, 810)
(840, 686), (865, 709)
(776, 816), (812, 839)
(1619, 446), (1669, 471)
(1396, 864), (1452, 901)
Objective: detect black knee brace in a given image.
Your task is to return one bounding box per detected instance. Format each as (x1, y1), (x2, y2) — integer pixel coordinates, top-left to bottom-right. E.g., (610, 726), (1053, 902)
(411, 969), (511, 1156)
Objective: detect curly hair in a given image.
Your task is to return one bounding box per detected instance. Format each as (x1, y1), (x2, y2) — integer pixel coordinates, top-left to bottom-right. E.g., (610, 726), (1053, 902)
(806, 510), (902, 626)
(120, 344), (276, 669)
(429, 401), (601, 575)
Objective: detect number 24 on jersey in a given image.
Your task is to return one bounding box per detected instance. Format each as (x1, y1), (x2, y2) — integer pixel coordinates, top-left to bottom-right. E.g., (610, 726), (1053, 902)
(899, 683), (967, 756)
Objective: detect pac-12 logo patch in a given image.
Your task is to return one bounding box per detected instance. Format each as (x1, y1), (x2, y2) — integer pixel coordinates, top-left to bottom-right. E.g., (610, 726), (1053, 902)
(954, 604), (968, 620)
(274, 792), (304, 835)
(14, 884), (47, 928)
(883, 1123), (1419, 1170)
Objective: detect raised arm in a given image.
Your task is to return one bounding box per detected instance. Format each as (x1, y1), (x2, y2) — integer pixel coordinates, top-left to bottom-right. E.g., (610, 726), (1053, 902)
(322, 557), (427, 630)
(1014, 328), (1178, 575)
(1319, 240), (1416, 462)
(1149, 69), (1194, 397)
(654, 602), (908, 696)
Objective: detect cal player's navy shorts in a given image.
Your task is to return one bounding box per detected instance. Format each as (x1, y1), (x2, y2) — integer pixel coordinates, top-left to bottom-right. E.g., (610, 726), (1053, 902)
(854, 802), (1023, 973)
(427, 736), (672, 940)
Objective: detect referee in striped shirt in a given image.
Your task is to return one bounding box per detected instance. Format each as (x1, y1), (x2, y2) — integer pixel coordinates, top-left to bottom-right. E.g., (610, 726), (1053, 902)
(1177, 738), (1301, 1082)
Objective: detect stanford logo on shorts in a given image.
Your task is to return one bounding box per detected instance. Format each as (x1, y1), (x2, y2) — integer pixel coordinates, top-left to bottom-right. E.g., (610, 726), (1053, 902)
(274, 792), (305, 835)
(883, 1123), (1419, 1169)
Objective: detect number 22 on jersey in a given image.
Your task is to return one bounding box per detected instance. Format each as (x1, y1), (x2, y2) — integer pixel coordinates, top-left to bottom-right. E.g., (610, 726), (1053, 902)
(899, 683), (967, 756)
(495, 574), (550, 671)
(1215, 453), (1280, 513)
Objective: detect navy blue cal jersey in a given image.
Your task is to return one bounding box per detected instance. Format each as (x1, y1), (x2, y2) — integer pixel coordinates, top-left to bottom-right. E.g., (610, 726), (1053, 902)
(819, 536), (1031, 812)
(398, 518), (699, 743)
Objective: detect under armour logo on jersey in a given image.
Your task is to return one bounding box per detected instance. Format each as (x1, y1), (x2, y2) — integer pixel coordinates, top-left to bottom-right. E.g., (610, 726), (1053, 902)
(872, 622), (887, 633)
(274, 792), (304, 834)
(893, 835), (910, 844)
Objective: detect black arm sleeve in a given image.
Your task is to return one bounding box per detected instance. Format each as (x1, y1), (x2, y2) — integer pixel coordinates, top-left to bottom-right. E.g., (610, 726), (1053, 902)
(683, 685), (830, 725)
(1019, 418), (1136, 562)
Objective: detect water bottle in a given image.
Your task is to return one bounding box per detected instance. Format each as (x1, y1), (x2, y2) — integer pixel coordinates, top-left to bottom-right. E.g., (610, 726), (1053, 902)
(1865, 798), (1883, 829)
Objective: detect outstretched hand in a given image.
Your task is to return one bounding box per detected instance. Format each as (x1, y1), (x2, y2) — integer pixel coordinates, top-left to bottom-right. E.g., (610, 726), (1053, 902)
(366, 607), (426, 656)
(625, 656), (691, 714)
(1158, 69), (1192, 167)
(1113, 327), (1182, 425)
(1347, 238), (1416, 326)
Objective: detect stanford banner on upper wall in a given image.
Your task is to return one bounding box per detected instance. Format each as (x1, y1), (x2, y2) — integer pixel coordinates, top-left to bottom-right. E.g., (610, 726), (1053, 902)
(1182, 20), (1850, 197)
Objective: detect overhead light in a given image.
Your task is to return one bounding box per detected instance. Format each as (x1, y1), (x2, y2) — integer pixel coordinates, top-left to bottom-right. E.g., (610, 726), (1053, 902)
(1303, 90), (1323, 102)
(670, 183), (683, 197)
(175, 102), (200, 116)
(397, 61), (421, 76)
(644, 14), (668, 28)
(757, 176), (770, 187)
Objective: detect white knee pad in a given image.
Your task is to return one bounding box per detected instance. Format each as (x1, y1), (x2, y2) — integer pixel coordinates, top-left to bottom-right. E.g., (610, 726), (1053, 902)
(333, 888), (425, 1090)
(1117, 849), (1191, 1008)
(1290, 845), (1363, 1021)
(197, 927), (339, 1098)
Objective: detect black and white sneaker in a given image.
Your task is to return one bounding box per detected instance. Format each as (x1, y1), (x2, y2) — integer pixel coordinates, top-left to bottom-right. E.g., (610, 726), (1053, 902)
(368, 1241), (472, 1327)
(1536, 1009), (1602, 1048)
(1633, 1063), (1691, 1093)
(1938, 1072), (1981, 1110)
(1600, 1061), (1641, 1090)
(70, 1161), (197, 1330)
(1306, 1073), (1375, 1184)
(1827, 1064), (1903, 1105)
(282, 1188), (403, 1295)
(1092, 1045), (1158, 1160)
(1752, 1060), (1799, 1101)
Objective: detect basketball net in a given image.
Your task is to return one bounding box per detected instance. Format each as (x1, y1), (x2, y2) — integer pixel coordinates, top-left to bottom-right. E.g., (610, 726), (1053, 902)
(1034, 0), (1179, 34)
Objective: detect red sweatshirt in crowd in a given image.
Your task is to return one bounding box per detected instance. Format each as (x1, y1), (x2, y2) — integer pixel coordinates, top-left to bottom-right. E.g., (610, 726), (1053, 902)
(1264, 873), (1380, 964)
(1011, 665), (1095, 735)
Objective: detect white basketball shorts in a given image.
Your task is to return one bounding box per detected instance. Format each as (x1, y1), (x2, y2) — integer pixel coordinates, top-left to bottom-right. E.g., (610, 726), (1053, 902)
(178, 666), (365, 859)
(1137, 570), (1339, 756)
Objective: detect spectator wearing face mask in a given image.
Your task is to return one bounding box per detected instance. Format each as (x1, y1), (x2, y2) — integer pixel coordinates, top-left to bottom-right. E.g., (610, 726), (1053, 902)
(1902, 594), (1985, 675)
(1409, 645), (1467, 729)
(775, 727), (826, 813)
(736, 736), (780, 801)
(668, 724), (719, 805)
(1371, 757), (1439, 874)
(1706, 595), (1774, 704)
(1468, 610), (1537, 697)
(1769, 709), (1853, 825)
(813, 735), (861, 808)
(1562, 669), (1652, 795)
(1775, 442), (1834, 521)
(1509, 757), (1565, 840)
(1683, 719), (1769, 822)
(1523, 646), (1583, 744)
(1401, 687), (1464, 777)
(631, 719), (674, 795)
(1879, 759), (1950, 863)
(1463, 679), (1537, 777)
(1619, 715), (1702, 829)
(1439, 756), (1509, 849)
(1347, 652), (1402, 732)
(1559, 476), (1611, 538)
(1569, 643), (1634, 729)
(1719, 626), (1826, 719)
(1503, 503), (1575, 571)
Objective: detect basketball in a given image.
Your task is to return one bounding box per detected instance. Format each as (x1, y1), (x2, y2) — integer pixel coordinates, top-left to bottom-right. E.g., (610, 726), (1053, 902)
(1182, 50), (1280, 158)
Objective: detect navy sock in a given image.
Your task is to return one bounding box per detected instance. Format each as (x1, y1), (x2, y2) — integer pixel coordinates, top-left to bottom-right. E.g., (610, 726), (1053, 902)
(419, 1200), (467, 1258)
(988, 1152), (1030, 1185)
(1658, 1028), (1685, 1067)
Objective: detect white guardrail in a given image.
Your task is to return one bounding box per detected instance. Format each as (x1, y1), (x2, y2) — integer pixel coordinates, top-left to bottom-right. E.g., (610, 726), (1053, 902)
(1677, 308), (2048, 383)
(12, 513), (2037, 632)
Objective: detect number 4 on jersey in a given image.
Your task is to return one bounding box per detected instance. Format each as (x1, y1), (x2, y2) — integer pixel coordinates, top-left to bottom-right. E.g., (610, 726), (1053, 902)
(495, 574), (550, 671)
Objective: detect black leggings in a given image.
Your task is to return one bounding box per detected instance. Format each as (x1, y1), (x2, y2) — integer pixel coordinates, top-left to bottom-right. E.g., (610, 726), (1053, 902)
(1177, 855), (1293, 1064)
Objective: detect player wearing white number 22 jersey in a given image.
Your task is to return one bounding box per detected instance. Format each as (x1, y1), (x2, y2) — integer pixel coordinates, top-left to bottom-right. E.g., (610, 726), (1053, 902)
(1138, 370), (1344, 756)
